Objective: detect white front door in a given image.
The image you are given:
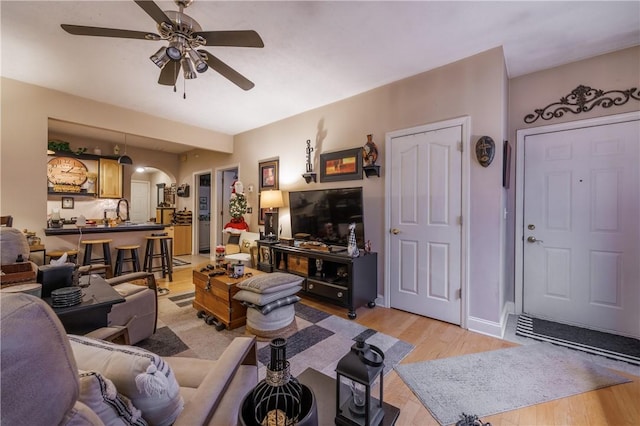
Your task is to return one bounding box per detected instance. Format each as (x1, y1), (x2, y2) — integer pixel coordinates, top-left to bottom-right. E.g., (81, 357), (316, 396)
(523, 118), (640, 337)
(388, 124), (463, 324)
(130, 180), (150, 223)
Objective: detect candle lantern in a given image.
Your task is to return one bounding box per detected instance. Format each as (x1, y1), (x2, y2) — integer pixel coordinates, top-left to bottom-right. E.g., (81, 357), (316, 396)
(335, 337), (385, 426)
(238, 338), (317, 425)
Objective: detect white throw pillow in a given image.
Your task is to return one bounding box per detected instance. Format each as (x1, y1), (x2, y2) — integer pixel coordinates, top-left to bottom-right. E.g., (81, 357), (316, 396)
(78, 370), (148, 426)
(69, 335), (183, 426)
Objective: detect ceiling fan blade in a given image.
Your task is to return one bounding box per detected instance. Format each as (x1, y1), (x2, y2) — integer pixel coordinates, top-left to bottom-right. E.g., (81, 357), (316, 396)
(158, 61), (180, 86)
(134, 0), (173, 27)
(195, 30), (264, 48)
(61, 24), (158, 40)
(200, 50), (255, 90)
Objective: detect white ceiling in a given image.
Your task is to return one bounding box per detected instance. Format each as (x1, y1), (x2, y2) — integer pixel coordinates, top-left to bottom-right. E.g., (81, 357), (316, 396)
(2, 1), (639, 153)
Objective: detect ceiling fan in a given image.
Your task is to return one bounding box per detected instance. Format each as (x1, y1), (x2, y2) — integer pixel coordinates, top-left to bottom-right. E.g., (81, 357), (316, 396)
(61, 0), (263, 91)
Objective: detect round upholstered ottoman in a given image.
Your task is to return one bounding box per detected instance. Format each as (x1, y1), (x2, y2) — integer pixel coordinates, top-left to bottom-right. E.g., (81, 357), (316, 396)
(246, 304), (298, 340)
(233, 272), (304, 340)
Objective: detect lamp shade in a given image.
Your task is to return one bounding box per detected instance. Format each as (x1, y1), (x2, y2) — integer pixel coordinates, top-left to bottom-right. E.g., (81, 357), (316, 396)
(118, 155), (133, 165)
(261, 190), (284, 210)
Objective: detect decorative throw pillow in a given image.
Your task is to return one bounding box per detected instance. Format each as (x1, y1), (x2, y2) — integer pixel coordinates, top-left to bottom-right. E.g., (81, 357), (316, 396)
(241, 239), (253, 254)
(68, 335), (183, 426)
(236, 272), (304, 294)
(233, 285), (302, 305)
(242, 295), (301, 315)
(78, 370), (148, 426)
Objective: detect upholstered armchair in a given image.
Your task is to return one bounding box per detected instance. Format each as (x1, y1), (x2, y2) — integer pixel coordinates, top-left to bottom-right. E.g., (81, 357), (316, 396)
(224, 231), (260, 268)
(1, 292), (258, 426)
(91, 271), (159, 345)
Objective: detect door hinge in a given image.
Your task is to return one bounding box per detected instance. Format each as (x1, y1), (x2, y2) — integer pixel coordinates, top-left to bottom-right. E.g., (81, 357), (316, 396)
(457, 288), (462, 299)
(458, 142), (463, 152)
(458, 216), (463, 225)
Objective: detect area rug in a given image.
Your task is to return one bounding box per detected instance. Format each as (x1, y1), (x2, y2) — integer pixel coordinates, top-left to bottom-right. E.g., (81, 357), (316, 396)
(172, 257), (190, 267)
(395, 343), (631, 426)
(156, 291), (414, 380)
(516, 314), (640, 365)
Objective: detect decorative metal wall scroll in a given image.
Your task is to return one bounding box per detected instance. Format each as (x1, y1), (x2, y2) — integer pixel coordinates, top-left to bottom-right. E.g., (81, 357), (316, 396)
(524, 85), (640, 124)
(475, 136), (495, 167)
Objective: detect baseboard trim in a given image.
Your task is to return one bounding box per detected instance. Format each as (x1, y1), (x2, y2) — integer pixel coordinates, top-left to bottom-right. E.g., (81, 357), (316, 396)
(467, 315), (503, 338)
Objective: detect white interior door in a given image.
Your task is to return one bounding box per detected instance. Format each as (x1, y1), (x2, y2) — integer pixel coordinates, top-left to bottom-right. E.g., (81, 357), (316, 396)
(523, 119), (640, 337)
(388, 125), (462, 324)
(130, 180), (150, 223)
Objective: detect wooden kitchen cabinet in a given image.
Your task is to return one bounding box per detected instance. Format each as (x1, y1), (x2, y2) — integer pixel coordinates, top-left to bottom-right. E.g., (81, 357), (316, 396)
(173, 225), (192, 255)
(98, 158), (122, 199)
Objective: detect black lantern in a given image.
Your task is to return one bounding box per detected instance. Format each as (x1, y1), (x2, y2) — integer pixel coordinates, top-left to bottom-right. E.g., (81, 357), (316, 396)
(238, 338), (318, 425)
(335, 337), (385, 426)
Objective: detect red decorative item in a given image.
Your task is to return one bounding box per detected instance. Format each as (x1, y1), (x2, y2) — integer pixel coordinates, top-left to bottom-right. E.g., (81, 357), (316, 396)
(224, 217), (249, 232)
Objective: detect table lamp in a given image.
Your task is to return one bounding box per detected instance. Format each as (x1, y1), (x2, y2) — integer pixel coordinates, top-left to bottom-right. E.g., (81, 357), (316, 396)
(261, 189), (284, 240)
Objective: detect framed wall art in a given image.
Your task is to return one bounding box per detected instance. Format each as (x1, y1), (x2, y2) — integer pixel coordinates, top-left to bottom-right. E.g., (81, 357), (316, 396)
(259, 159), (279, 191)
(199, 196), (208, 210)
(320, 148), (363, 182)
(61, 196), (74, 209)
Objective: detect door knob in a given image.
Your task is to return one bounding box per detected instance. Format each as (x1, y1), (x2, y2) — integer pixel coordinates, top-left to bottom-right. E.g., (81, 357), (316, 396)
(391, 228), (400, 235)
(527, 236), (543, 243)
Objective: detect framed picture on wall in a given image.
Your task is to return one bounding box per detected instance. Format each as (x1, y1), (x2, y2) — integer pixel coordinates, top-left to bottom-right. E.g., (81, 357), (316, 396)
(61, 196), (74, 209)
(320, 148), (363, 182)
(259, 159), (279, 191)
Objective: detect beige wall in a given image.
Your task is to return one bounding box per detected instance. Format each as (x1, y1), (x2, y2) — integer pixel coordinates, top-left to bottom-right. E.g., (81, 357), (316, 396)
(1, 78), (232, 235)
(179, 47), (509, 329)
(5, 45), (636, 334)
(505, 46), (640, 305)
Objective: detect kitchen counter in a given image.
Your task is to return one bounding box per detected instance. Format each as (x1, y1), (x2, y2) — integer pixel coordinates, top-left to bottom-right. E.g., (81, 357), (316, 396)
(44, 223), (165, 236)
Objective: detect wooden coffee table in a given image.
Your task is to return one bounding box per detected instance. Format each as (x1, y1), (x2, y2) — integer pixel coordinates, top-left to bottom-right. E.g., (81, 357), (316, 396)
(192, 264), (263, 331)
(297, 367), (400, 425)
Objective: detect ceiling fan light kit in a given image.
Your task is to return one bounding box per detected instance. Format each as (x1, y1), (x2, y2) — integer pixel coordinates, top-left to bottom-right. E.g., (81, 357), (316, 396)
(61, 0), (264, 92)
(150, 46), (171, 68)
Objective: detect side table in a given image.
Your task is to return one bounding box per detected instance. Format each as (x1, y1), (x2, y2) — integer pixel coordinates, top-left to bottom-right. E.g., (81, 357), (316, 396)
(192, 264), (264, 331)
(297, 367), (400, 426)
(44, 275), (125, 335)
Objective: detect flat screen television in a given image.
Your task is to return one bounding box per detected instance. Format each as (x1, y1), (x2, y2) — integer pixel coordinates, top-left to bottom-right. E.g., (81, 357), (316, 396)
(289, 187), (365, 248)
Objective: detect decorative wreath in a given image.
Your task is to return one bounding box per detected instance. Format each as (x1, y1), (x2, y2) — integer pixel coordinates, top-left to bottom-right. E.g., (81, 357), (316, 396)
(229, 193), (247, 219)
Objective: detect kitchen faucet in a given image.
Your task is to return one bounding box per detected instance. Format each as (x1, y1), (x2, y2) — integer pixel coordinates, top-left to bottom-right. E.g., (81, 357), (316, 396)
(116, 198), (130, 222)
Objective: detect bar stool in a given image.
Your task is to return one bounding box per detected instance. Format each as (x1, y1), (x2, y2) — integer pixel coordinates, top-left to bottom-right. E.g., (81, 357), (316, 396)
(81, 239), (113, 277)
(114, 245), (141, 276)
(143, 235), (173, 290)
(46, 249), (78, 264)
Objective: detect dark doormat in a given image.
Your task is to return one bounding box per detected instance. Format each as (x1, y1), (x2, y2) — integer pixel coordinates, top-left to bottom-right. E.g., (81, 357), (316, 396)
(516, 314), (640, 365)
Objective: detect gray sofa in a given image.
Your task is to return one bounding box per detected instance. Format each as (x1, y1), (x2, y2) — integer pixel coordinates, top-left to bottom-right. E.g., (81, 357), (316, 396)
(1, 292), (258, 426)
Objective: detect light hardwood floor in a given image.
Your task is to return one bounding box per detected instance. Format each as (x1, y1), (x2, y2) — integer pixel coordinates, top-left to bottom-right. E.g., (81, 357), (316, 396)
(159, 263), (640, 426)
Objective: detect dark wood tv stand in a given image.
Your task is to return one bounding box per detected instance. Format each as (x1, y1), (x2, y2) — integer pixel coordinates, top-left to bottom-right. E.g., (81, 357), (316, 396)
(270, 244), (377, 319)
